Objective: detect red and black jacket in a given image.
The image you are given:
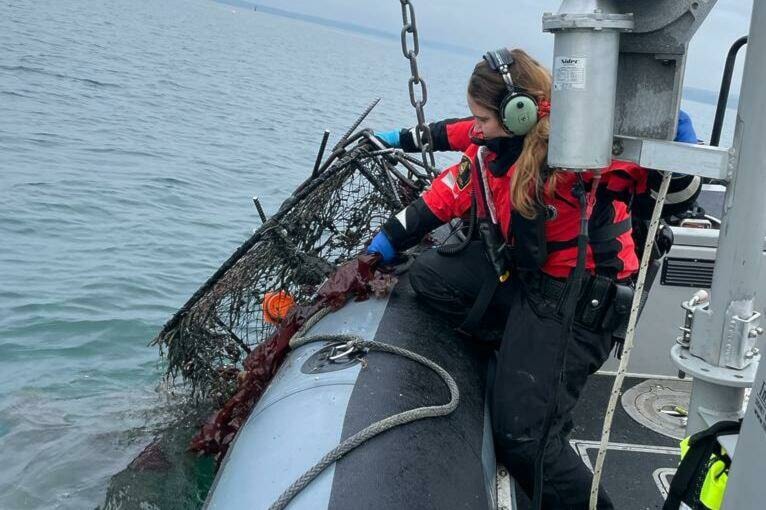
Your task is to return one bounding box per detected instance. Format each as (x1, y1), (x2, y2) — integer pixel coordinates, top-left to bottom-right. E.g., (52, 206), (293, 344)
(383, 118), (701, 280)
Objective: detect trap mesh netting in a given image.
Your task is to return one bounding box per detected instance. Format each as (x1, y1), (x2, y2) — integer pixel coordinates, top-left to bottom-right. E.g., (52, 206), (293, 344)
(152, 130), (432, 403)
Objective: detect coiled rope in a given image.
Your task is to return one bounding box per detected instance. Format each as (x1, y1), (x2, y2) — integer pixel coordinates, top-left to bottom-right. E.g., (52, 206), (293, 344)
(268, 313), (460, 510)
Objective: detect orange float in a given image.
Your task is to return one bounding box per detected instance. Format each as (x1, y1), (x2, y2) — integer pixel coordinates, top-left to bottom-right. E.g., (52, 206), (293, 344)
(262, 290), (295, 324)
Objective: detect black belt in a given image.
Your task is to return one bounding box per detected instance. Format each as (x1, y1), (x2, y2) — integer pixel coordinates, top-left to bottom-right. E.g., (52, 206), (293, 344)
(520, 271), (633, 335)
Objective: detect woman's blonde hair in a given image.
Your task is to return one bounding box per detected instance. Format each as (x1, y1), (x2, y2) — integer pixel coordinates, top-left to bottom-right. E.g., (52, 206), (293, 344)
(467, 49), (554, 218)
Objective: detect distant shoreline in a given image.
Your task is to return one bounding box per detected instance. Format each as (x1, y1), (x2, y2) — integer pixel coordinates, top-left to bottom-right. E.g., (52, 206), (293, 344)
(214, 0), (475, 56)
(683, 86), (738, 109)
(214, 0), (739, 109)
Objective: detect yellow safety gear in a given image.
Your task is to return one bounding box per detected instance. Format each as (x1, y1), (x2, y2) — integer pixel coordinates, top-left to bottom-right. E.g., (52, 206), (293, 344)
(678, 436), (729, 510)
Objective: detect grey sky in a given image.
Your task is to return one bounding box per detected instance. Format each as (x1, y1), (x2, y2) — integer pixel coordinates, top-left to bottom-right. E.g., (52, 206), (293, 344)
(256, 1), (752, 92)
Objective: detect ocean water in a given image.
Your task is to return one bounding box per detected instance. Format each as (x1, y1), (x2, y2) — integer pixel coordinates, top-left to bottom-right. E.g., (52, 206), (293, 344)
(0, 1), (736, 509)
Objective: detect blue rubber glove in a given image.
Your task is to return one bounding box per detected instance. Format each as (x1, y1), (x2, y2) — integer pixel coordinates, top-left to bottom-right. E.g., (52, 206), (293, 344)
(675, 110), (698, 143)
(367, 231), (397, 264)
(375, 129), (401, 148)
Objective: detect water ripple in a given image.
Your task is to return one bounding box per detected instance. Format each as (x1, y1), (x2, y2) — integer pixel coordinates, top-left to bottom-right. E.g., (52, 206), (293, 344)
(0, 64), (121, 88)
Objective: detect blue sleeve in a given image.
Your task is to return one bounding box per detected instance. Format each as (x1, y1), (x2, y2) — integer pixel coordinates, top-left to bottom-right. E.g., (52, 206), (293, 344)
(366, 231), (397, 264)
(375, 129), (401, 148)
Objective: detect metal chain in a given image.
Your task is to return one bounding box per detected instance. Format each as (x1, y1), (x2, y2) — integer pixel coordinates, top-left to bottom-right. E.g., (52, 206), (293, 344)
(399, 0), (437, 176)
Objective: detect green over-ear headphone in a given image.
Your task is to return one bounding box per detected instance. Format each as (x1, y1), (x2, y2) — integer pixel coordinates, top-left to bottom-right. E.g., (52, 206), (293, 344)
(483, 48), (539, 136)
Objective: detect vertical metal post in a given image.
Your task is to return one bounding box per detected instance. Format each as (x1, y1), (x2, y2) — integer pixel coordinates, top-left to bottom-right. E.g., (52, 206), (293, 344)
(686, 381), (745, 434)
(672, 0), (766, 436)
(723, 359), (766, 508)
(720, 2), (766, 504)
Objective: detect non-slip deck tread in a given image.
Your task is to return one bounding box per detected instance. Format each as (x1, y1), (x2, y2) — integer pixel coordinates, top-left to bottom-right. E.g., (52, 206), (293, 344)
(515, 374), (681, 509)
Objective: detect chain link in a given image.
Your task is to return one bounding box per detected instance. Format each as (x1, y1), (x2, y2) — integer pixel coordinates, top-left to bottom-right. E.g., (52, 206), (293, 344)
(399, 0), (436, 176)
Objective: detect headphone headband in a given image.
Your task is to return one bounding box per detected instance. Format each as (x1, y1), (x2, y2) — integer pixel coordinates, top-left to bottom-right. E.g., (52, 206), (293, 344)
(483, 49), (516, 91)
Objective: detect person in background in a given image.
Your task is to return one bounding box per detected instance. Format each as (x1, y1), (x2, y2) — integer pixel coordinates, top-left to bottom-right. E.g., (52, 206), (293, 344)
(675, 109), (698, 143)
(367, 48), (700, 509)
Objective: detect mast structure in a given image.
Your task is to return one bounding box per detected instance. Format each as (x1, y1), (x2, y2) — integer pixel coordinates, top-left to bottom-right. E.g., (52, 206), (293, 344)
(670, 0), (765, 436)
(715, 1), (766, 505)
(544, 0), (765, 506)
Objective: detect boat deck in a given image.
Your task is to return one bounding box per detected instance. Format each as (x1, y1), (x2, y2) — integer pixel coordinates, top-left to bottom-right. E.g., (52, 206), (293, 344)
(514, 374), (683, 510)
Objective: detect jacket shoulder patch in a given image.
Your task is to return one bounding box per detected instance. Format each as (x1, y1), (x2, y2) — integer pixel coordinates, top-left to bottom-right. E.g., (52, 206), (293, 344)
(457, 156), (471, 190)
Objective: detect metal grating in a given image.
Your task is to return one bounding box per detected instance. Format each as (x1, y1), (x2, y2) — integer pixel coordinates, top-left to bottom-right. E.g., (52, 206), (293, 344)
(660, 257), (715, 288)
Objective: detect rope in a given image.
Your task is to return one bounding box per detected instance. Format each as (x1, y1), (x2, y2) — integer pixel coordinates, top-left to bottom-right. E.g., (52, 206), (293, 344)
(588, 171), (672, 509)
(288, 307), (333, 347)
(272, 320), (460, 510)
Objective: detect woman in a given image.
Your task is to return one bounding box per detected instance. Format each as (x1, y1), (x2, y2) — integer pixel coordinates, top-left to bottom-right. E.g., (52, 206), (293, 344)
(368, 48), (699, 509)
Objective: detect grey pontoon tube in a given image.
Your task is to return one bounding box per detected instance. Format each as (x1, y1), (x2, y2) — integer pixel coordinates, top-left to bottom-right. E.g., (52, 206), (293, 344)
(266, 312), (460, 510)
